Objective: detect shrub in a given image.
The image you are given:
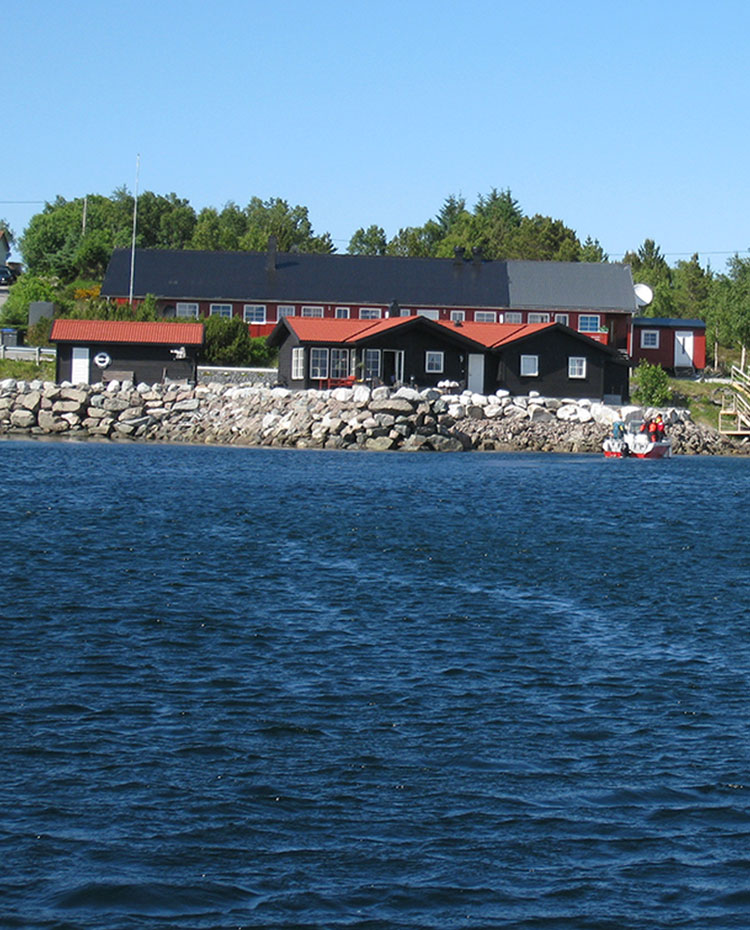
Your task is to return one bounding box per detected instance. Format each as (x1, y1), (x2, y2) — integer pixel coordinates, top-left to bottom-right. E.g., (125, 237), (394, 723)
(631, 360), (671, 406)
(25, 315), (54, 347)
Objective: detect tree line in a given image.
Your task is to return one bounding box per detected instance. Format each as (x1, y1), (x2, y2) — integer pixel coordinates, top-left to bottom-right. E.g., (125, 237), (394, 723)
(3, 187), (750, 365)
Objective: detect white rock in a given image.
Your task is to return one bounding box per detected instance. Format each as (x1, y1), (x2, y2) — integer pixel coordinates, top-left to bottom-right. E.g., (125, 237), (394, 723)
(470, 393), (488, 406)
(556, 404), (579, 421)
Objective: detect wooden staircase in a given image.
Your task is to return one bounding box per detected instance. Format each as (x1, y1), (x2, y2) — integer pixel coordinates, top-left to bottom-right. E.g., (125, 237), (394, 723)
(719, 366), (750, 435)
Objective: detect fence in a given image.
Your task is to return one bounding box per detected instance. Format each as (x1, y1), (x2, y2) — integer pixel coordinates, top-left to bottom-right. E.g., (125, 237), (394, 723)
(0, 346), (56, 362)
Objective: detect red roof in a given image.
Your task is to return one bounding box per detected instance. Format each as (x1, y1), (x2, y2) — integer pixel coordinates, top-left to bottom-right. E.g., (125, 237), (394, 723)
(50, 319), (204, 345)
(279, 315), (560, 350)
(434, 320), (556, 348)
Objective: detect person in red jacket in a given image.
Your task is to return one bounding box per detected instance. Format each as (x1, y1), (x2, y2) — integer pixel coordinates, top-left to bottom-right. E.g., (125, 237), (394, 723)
(648, 418), (660, 444)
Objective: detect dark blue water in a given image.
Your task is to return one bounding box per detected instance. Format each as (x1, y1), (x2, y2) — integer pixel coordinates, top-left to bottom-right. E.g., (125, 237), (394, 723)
(2, 440), (750, 930)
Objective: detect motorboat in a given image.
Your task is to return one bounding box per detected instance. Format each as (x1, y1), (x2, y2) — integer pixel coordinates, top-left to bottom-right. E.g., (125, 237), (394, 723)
(603, 420), (672, 458)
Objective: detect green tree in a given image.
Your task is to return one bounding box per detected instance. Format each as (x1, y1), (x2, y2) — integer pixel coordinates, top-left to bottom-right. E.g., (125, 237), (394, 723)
(631, 360), (671, 406)
(580, 236), (608, 262)
(0, 274), (58, 326)
(671, 253), (712, 319)
(202, 315), (255, 365)
(624, 239), (673, 317)
(239, 197), (334, 253)
(348, 225), (388, 255)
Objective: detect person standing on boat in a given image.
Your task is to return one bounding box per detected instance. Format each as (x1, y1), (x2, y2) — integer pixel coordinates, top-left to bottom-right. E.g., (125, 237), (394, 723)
(654, 414), (665, 441)
(648, 418), (660, 444)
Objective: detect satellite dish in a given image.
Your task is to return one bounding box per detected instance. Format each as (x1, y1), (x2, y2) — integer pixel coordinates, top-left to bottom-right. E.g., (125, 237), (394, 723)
(634, 283), (654, 308)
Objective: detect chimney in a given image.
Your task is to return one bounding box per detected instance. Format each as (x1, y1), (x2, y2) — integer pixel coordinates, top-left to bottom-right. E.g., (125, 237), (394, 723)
(388, 299), (400, 318)
(453, 246), (465, 266)
(472, 246), (483, 264)
(266, 235), (278, 273)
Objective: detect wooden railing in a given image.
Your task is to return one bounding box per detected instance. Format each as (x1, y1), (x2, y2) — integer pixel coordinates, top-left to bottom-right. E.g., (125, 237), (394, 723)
(719, 365), (750, 434)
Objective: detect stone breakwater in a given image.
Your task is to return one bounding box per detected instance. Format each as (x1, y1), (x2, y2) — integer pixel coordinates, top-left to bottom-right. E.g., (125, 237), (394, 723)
(0, 378), (745, 455)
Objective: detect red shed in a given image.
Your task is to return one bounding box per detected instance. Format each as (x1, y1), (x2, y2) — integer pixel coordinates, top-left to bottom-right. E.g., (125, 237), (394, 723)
(630, 318), (706, 373)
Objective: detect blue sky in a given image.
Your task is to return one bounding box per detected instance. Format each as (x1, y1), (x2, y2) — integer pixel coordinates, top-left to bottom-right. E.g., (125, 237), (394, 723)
(4, 0), (749, 269)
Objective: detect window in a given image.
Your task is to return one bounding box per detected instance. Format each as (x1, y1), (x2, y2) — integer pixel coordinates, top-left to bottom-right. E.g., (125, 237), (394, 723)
(400, 308), (412, 317)
(417, 309), (440, 320)
(568, 356), (587, 379)
(425, 351), (444, 373)
(578, 314), (601, 333)
(302, 306), (324, 318)
(554, 313), (569, 326)
(528, 312), (550, 323)
(520, 354), (539, 377)
(335, 307), (350, 319)
(176, 302), (199, 318)
(278, 305), (295, 318)
(330, 348), (350, 378)
(310, 348), (329, 379)
(475, 311), (497, 323)
(292, 347), (305, 380)
(243, 304), (266, 324)
(210, 303), (232, 318)
(505, 312), (522, 324)
(640, 330), (660, 349)
(359, 307), (382, 320)
(450, 310), (466, 323)
(364, 349), (381, 379)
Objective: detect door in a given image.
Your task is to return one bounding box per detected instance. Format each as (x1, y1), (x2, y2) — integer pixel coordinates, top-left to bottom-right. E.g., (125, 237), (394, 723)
(467, 353), (485, 393)
(382, 350), (404, 385)
(71, 347), (90, 384)
(674, 331), (694, 367)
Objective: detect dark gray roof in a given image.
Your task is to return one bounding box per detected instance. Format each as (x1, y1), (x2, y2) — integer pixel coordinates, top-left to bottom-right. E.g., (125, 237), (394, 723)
(101, 247), (637, 313)
(633, 317), (706, 329)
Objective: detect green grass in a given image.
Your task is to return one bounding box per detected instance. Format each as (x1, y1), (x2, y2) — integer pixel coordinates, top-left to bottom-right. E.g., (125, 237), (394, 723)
(667, 377), (726, 429)
(0, 358), (56, 381)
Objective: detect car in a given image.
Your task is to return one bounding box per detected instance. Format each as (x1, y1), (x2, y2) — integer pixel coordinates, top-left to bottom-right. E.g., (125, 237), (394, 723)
(0, 266), (16, 285)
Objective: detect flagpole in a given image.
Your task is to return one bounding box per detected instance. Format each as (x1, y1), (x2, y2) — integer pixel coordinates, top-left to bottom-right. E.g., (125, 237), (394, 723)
(128, 153), (140, 307)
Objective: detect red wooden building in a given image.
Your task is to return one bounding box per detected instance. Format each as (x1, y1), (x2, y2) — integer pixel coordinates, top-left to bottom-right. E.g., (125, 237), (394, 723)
(630, 318), (706, 373)
(100, 243), (638, 352)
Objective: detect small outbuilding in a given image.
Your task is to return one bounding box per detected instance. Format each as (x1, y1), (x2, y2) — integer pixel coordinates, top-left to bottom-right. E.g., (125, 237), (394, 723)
(631, 318), (706, 373)
(50, 319), (204, 385)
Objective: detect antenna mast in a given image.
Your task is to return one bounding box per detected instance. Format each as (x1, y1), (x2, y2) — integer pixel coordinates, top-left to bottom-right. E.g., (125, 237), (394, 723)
(128, 154), (140, 307)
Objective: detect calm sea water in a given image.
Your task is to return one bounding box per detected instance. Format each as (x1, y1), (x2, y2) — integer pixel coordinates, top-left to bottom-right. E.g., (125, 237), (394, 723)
(2, 440), (750, 930)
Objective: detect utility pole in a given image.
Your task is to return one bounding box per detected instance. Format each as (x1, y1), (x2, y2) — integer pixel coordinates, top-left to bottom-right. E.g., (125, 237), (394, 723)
(128, 154), (140, 308)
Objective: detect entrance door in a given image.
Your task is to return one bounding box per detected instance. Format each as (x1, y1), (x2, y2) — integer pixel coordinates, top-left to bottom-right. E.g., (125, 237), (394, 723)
(467, 353), (485, 392)
(674, 331), (694, 367)
(71, 347), (90, 384)
(382, 350), (404, 385)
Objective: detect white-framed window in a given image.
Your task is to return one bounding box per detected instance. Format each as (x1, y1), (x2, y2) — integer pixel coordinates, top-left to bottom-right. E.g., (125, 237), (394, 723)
(335, 306), (350, 319)
(450, 310), (466, 323)
(330, 348), (350, 378)
(528, 312), (550, 323)
(568, 356), (587, 379)
(417, 309), (440, 320)
(554, 313), (569, 326)
(425, 351), (444, 373)
(505, 311), (522, 324)
(359, 307), (382, 320)
(475, 311), (497, 323)
(578, 314), (601, 333)
(310, 348), (329, 379)
(520, 354), (539, 377)
(400, 308), (412, 317)
(243, 304), (266, 324)
(291, 347), (305, 380)
(640, 330), (660, 349)
(302, 306), (324, 318)
(210, 303), (233, 318)
(278, 305), (296, 318)
(176, 302), (199, 318)
(364, 348), (381, 379)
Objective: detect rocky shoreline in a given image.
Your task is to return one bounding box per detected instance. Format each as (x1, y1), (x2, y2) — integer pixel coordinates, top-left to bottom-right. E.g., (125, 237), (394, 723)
(0, 377), (746, 455)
